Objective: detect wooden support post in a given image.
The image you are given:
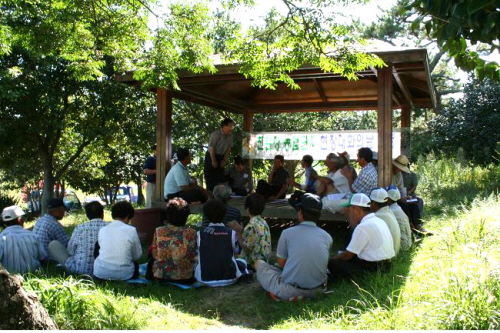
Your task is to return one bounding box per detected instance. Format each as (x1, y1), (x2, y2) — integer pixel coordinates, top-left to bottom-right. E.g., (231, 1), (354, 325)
(155, 88), (173, 204)
(243, 110), (254, 171)
(377, 65), (393, 187)
(400, 103), (411, 158)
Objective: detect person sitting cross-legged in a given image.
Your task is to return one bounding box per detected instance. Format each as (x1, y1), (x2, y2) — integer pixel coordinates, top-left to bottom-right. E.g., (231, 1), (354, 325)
(341, 147), (377, 196)
(33, 198), (69, 260)
(195, 199), (249, 287)
(93, 201), (142, 281)
(227, 193), (271, 269)
(386, 185), (412, 251)
(328, 193), (395, 279)
(149, 198), (197, 284)
(287, 154), (318, 194)
(0, 205), (45, 274)
(254, 193), (332, 301)
(48, 201), (108, 276)
(370, 187), (401, 256)
(226, 155), (253, 196)
(256, 155), (289, 201)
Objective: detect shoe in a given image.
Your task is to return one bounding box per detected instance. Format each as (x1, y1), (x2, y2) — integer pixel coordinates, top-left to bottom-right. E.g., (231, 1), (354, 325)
(269, 292), (280, 302)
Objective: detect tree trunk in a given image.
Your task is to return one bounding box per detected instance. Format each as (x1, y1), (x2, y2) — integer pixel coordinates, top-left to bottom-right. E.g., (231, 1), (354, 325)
(136, 174), (144, 206)
(0, 268), (58, 329)
(41, 160), (55, 216)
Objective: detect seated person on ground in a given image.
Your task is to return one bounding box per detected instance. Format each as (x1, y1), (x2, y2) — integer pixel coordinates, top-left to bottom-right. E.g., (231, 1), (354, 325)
(228, 193), (271, 268)
(0, 205), (45, 274)
(386, 185), (412, 251)
(328, 193), (395, 279)
(225, 155), (253, 196)
(370, 188), (401, 255)
(149, 198), (197, 284)
(256, 155), (289, 201)
(254, 193), (332, 301)
(316, 153), (350, 197)
(400, 160), (429, 234)
(93, 201), (142, 281)
(48, 201), (108, 276)
(287, 154), (318, 194)
(341, 147), (378, 196)
(33, 198), (69, 260)
(164, 148), (211, 204)
(202, 184), (241, 227)
(195, 199), (249, 287)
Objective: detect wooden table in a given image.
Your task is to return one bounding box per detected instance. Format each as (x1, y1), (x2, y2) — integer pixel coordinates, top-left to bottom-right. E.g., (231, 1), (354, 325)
(153, 196), (347, 223)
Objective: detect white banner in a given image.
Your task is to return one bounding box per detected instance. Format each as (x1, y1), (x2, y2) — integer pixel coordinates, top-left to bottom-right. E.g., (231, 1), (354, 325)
(242, 130), (401, 160)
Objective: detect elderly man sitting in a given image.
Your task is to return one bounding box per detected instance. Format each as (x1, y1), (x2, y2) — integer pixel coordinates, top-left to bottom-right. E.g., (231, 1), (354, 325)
(386, 185), (412, 251)
(201, 184), (241, 226)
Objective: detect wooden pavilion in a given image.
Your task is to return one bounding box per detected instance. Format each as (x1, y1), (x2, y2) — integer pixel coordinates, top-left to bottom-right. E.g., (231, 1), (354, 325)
(117, 46), (436, 215)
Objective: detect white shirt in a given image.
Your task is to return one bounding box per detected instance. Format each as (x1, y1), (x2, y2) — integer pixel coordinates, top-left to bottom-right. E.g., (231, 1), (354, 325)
(347, 213), (395, 261)
(375, 206), (401, 255)
(93, 220), (142, 280)
(327, 170), (350, 194)
(390, 202), (413, 251)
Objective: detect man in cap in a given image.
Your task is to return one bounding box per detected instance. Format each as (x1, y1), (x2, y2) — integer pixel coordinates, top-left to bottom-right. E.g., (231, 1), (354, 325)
(254, 193), (332, 301)
(33, 198), (69, 260)
(328, 193), (395, 279)
(386, 185), (412, 251)
(46, 201), (108, 276)
(369, 187), (401, 255)
(0, 205), (45, 273)
(341, 147), (378, 196)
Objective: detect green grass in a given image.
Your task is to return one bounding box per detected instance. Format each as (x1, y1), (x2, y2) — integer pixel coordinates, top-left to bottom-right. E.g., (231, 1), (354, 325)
(17, 157), (500, 329)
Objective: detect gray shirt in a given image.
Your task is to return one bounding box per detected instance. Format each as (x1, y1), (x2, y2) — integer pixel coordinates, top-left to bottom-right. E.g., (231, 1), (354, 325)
(209, 129), (233, 155)
(226, 165), (253, 191)
(277, 221), (332, 289)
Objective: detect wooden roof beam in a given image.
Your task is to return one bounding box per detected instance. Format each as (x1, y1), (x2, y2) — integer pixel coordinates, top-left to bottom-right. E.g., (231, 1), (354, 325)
(393, 69), (414, 109)
(313, 79), (327, 103)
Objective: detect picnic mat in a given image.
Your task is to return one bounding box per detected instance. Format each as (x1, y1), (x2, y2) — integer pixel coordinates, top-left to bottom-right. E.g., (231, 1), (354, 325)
(125, 263), (204, 289)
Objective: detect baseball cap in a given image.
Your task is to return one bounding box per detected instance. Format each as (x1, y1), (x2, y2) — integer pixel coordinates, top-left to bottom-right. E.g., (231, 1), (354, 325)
(2, 205), (25, 222)
(47, 198), (65, 209)
(386, 185), (401, 201)
(295, 193), (323, 212)
(342, 193), (371, 208)
(369, 188), (389, 203)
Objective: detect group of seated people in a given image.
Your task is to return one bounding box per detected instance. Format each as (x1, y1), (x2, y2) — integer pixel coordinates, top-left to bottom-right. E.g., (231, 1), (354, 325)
(0, 146), (427, 302)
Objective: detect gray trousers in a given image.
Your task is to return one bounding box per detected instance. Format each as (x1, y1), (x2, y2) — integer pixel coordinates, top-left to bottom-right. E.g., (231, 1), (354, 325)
(48, 240), (70, 264)
(256, 262), (327, 301)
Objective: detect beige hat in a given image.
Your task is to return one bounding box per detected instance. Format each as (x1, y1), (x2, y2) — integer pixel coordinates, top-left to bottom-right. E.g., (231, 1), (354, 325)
(393, 155), (410, 173)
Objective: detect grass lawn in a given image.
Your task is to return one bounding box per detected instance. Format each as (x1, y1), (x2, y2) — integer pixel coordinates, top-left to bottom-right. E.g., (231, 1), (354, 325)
(19, 157), (500, 329)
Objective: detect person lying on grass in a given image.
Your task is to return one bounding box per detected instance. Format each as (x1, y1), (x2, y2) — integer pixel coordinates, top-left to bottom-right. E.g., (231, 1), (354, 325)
(93, 201), (142, 281)
(195, 199), (250, 287)
(328, 193), (395, 280)
(253, 193), (332, 301)
(147, 197), (197, 284)
(227, 193), (271, 269)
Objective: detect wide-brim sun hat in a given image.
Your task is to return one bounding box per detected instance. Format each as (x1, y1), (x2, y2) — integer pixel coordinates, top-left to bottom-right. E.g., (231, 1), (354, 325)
(393, 154), (410, 173)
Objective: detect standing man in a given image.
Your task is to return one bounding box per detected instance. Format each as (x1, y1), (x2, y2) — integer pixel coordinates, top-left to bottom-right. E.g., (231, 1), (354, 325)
(253, 193), (332, 301)
(341, 147), (378, 196)
(205, 118), (236, 191)
(143, 144), (157, 208)
(164, 148), (211, 203)
(33, 198), (69, 260)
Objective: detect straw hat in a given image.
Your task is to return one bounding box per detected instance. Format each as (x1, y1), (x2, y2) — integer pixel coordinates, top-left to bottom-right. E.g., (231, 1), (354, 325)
(393, 155), (410, 173)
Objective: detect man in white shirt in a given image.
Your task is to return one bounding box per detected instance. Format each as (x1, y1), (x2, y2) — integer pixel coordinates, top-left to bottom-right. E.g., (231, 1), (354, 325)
(370, 188), (401, 255)
(94, 201), (142, 280)
(386, 185), (412, 251)
(318, 153), (351, 214)
(328, 193), (395, 279)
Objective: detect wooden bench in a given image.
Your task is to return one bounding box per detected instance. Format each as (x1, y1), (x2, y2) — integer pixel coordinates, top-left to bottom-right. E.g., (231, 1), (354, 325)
(152, 196), (347, 223)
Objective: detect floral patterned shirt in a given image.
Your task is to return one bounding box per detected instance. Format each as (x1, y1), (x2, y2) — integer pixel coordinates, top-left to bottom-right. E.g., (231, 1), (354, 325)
(242, 215), (271, 266)
(152, 224), (197, 281)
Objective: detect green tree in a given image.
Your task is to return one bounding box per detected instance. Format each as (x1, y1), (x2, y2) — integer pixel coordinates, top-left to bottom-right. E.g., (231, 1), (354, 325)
(426, 76), (500, 165)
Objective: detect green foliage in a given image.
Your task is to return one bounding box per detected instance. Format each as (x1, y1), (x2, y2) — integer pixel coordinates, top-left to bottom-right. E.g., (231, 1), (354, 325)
(408, 0), (500, 80)
(424, 76), (500, 164)
(24, 275), (141, 329)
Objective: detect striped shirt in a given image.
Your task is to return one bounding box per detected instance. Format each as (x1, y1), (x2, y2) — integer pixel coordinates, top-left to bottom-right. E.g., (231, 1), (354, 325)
(33, 214), (69, 259)
(0, 225), (45, 274)
(352, 162), (378, 196)
(65, 219), (108, 276)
